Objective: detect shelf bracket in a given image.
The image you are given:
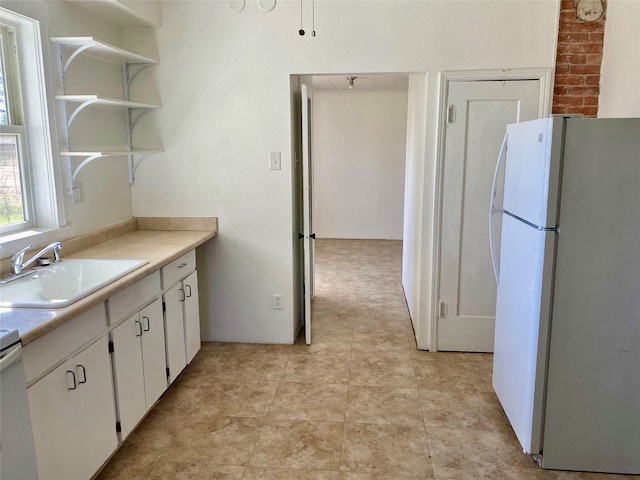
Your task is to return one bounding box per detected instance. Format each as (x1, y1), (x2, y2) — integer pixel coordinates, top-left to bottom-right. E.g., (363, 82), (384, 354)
(67, 99), (101, 129)
(129, 109), (154, 133)
(127, 63), (153, 87)
(62, 43), (97, 73)
(68, 153), (108, 183)
(129, 152), (155, 184)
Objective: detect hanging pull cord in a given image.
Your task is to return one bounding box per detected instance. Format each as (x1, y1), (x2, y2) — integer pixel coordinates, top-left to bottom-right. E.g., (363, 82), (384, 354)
(299, 0), (305, 35)
(312, 0), (316, 36)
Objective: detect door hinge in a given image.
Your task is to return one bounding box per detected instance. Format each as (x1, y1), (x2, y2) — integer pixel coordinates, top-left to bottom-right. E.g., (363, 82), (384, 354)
(162, 301), (166, 314)
(166, 367), (170, 378)
(108, 340), (114, 353)
(447, 105), (456, 124)
(439, 301), (448, 317)
(115, 421), (121, 433)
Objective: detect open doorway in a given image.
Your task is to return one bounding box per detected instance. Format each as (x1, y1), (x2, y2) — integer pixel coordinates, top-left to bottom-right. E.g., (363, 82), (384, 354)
(292, 73), (415, 346)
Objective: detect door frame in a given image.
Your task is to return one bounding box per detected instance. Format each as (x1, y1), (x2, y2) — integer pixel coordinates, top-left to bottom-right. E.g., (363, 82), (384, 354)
(301, 83), (314, 345)
(427, 68), (553, 352)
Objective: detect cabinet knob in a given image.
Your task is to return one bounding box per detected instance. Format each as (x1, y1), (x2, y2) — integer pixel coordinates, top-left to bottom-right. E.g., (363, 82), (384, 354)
(178, 262), (187, 268)
(179, 288), (185, 302)
(185, 284), (192, 298)
(142, 316), (150, 332)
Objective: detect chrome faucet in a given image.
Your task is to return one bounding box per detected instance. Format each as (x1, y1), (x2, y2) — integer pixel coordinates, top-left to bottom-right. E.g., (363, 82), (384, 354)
(10, 242), (63, 275)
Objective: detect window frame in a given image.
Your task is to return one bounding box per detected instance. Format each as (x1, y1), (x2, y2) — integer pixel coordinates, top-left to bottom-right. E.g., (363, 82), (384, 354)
(0, 7), (64, 245)
(0, 22), (35, 234)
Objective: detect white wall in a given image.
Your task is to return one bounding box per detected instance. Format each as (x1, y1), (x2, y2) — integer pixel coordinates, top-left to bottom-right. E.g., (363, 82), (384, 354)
(1, 1), (135, 244)
(402, 74), (428, 341)
(132, 0), (560, 344)
(313, 90), (407, 240)
(599, 0), (640, 117)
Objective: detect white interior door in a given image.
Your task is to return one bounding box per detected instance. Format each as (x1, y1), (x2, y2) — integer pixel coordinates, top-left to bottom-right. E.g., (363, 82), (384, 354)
(438, 79), (540, 352)
(301, 83), (315, 345)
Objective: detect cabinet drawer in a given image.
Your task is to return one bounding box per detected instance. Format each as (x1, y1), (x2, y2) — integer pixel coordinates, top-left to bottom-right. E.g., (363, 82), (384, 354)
(23, 304), (106, 385)
(162, 250), (195, 289)
(108, 271), (161, 325)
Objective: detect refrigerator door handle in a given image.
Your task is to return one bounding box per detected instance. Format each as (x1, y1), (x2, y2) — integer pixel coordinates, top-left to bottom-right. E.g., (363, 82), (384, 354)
(489, 133), (508, 283)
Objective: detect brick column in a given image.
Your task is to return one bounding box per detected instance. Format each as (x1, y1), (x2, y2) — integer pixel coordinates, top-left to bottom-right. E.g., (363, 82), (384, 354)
(552, 0), (607, 117)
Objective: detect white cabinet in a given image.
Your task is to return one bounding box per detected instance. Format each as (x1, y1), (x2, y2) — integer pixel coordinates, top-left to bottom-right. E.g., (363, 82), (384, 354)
(162, 250), (201, 383)
(111, 298), (166, 439)
(27, 336), (117, 480)
(108, 271), (161, 325)
(108, 272), (164, 439)
(164, 282), (187, 383)
(23, 304), (106, 385)
(139, 301), (167, 407)
(183, 271), (201, 363)
(23, 249), (204, 479)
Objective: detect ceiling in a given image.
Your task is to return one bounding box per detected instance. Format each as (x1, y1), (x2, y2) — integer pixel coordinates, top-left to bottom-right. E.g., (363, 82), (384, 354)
(311, 74), (409, 92)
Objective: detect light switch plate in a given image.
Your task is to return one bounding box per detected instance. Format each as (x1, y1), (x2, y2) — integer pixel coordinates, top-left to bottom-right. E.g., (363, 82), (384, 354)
(269, 152), (281, 170)
(72, 181), (84, 203)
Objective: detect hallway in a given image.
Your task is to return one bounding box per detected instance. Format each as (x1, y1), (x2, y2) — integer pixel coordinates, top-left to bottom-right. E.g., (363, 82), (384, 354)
(98, 240), (635, 480)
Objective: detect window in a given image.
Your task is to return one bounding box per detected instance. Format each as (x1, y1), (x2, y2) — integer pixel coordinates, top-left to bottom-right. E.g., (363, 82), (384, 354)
(0, 22), (31, 232)
(0, 8), (63, 242)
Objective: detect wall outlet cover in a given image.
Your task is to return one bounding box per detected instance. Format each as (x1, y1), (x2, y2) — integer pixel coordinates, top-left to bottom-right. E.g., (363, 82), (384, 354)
(273, 294), (283, 309)
(269, 152), (281, 170)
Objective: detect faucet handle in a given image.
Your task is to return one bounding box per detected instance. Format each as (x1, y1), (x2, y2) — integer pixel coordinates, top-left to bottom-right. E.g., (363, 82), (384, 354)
(11, 244), (32, 263)
(10, 244), (32, 274)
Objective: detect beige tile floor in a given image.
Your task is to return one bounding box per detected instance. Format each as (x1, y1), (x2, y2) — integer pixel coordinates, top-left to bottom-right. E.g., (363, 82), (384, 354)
(97, 239), (637, 480)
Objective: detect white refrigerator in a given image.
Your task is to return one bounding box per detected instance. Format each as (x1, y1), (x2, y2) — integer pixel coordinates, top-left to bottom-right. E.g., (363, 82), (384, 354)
(489, 116), (640, 474)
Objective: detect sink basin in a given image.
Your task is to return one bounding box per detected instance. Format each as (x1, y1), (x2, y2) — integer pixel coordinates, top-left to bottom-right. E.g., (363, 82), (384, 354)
(0, 259), (148, 308)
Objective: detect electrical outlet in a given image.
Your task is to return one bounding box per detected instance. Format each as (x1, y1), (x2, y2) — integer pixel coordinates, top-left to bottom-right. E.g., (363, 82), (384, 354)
(273, 294), (283, 310)
(72, 181), (84, 203)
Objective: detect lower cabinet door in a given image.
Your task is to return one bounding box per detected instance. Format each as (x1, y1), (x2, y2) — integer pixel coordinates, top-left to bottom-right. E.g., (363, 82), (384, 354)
(28, 355), (79, 479)
(74, 337), (119, 476)
(164, 283), (187, 383)
(111, 314), (147, 439)
(28, 336), (117, 480)
(183, 271), (201, 363)
(140, 299), (167, 407)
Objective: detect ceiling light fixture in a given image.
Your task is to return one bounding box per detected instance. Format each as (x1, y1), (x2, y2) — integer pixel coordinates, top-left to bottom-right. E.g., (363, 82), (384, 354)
(347, 76), (357, 90)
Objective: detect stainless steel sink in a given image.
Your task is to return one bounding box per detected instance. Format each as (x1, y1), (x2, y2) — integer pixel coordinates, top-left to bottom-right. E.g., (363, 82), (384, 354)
(0, 259), (147, 308)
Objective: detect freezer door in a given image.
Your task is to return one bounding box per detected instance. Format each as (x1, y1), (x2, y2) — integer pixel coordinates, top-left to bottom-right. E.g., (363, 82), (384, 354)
(492, 214), (556, 455)
(503, 118), (563, 228)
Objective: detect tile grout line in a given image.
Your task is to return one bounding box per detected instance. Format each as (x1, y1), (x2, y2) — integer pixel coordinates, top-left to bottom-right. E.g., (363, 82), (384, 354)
(241, 357), (287, 477)
(337, 239), (364, 475)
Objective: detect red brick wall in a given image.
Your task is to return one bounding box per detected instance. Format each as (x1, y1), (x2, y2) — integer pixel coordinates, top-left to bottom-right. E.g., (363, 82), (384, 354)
(552, 0), (606, 117)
